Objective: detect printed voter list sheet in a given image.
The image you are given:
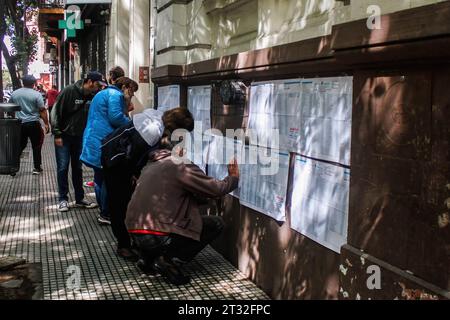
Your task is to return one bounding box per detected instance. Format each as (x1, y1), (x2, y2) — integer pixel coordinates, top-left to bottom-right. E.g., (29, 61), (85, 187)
(298, 77), (353, 166)
(188, 85), (212, 133)
(157, 85), (180, 112)
(239, 145), (290, 222)
(207, 134), (243, 198)
(248, 80), (301, 151)
(186, 85), (212, 172)
(290, 155), (350, 253)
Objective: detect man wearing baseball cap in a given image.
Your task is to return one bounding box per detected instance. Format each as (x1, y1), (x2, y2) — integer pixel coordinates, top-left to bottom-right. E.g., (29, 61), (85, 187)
(51, 71), (106, 213)
(9, 75), (49, 175)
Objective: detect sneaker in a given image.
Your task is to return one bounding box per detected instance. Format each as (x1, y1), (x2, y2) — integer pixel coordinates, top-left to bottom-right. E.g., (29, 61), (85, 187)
(32, 168), (43, 175)
(58, 201), (69, 212)
(83, 181), (95, 188)
(152, 256), (190, 286)
(75, 200), (98, 209)
(97, 215), (111, 226)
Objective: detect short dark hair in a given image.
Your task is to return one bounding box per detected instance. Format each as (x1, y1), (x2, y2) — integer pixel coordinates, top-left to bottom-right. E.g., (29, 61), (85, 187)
(22, 75), (37, 88)
(160, 107), (194, 150)
(115, 77), (139, 92)
(109, 66), (125, 82)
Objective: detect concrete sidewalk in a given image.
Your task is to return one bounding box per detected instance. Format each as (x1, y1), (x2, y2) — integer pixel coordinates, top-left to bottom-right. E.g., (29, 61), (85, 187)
(0, 136), (269, 300)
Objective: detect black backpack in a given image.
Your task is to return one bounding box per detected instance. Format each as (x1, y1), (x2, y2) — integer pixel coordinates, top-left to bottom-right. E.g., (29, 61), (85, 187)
(101, 122), (135, 169)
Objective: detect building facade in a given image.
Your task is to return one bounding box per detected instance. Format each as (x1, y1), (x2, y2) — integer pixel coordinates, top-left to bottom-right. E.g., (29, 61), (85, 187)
(39, 0), (450, 300)
(151, 0), (450, 300)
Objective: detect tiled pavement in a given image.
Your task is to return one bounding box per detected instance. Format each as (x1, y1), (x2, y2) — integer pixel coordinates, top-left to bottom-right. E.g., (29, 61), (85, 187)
(0, 136), (269, 300)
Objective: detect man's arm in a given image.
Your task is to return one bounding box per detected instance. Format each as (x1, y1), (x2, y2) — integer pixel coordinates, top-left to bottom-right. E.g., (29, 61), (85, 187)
(51, 89), (67, 137)
(51, 88), (69, 146)
(177, 159), (239, 199)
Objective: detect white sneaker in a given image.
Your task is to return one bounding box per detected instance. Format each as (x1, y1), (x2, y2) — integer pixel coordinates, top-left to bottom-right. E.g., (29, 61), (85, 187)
(75, 200), (98, 209)
(58, 201), (69, 212)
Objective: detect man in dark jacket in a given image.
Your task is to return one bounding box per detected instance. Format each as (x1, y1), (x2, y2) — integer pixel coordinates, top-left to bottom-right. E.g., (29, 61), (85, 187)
(51, 71), (107, 212)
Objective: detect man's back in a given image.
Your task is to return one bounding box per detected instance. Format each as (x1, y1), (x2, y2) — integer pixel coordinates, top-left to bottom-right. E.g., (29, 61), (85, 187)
(47, 89), (59, 108)
(10, 88), (45, 123)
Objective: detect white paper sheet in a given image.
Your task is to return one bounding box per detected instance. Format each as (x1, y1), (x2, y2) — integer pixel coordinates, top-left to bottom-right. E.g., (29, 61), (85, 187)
(186, 85), (212, 172)
(188, 85), (211, 134)
(290, 155), (350, 253)
(239, 146), (290, 221)
(298, 77), (352, 166)
(248, 77), (353, 166)
(207, 135), (243, 198)
(157, 85), (180, 112)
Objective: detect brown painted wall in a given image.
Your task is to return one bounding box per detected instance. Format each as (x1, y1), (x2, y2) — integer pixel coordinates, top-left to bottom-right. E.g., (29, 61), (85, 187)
(153, 2), (450, 300)
(346, 67), (450, 299)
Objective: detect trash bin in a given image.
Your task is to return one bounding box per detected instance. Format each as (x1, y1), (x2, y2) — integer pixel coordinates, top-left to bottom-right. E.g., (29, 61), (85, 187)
(0, 103), (22, 175)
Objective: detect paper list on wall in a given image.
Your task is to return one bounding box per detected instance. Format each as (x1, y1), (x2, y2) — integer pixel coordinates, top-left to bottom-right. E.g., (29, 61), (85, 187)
(207, 134), (242, 198)
(157, 85), (180, 112)
(290, 155), (350, 253)
(248, 81), (302, 150)
(239, 145), (290, 222)
(186, 85), (212, 172)
(188, 85), (211, 133)
(298, 77), (352, 166)
(247, 77), (353, 166)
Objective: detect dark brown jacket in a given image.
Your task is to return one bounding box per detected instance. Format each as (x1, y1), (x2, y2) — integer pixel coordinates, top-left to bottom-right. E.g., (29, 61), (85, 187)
(125, 149), (239, 241)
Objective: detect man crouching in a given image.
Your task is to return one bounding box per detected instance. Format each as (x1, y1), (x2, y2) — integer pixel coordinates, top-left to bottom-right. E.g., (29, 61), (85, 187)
(125, 110), (239, 285)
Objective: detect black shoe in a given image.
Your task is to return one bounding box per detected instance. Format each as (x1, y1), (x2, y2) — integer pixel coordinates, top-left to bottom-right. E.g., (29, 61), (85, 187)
(136, 259), (156, 275)
(152, 256), (190, 286)
(116, 248), (139, 262)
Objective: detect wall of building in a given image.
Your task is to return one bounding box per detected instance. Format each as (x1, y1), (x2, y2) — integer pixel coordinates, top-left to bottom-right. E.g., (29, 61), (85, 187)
(152, 1), (450, 299)
(155, 0), (448, 66)
(108, 0), (152, 111)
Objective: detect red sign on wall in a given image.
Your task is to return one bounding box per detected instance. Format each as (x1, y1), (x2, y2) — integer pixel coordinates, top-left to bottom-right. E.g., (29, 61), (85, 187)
(139, 66), (150, 83)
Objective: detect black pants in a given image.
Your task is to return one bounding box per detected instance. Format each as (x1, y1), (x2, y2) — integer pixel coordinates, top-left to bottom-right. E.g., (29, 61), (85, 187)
(131, 215), (224, 267)
(21, 121), (43, 170)
(103, 165), (134, 249)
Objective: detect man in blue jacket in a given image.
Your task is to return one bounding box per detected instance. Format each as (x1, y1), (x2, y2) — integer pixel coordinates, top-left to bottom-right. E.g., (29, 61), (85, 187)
(81, 77), (138, 231)
(51, 71), (106, 212)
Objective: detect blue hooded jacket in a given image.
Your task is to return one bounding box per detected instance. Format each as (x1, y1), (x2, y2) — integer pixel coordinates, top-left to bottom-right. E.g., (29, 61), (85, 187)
(81, 86), (130, 168)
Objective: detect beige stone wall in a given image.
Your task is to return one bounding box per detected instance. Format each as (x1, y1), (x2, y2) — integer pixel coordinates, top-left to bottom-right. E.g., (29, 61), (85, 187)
(107, 0), (153, 110)
(155, 0), (448, 66)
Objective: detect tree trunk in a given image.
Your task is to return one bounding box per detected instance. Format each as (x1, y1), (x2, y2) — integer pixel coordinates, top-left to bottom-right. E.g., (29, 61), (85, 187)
(1, 39), (21, 90)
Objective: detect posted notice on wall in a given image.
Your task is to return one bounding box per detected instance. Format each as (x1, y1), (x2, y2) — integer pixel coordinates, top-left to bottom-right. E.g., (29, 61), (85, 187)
(248, 77), (353, 166)
(207, 134), (242, 198)
(239, 145), (290, 222)
(290, 155), (350, 253)
(186, 85), (212, 172)
(157, 85), (180, 112)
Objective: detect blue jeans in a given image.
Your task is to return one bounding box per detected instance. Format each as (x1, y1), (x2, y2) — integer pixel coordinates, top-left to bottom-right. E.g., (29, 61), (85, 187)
(55, 135), (84, 203)
(93, 167), (109, 218)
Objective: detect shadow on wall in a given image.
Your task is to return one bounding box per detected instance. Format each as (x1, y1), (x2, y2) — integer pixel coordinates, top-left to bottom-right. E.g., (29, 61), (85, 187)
(350, 69), (449, 290)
